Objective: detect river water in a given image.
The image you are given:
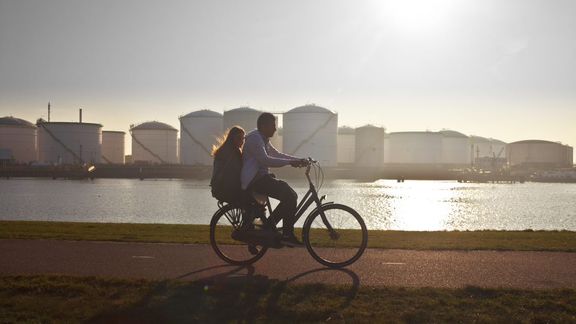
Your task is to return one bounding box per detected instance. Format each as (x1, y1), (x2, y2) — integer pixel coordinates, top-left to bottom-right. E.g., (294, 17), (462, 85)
(1, 178), (575, 231)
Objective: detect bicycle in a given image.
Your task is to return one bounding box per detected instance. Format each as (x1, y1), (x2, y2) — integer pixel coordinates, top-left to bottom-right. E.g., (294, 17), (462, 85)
(209, 158), (368, 268)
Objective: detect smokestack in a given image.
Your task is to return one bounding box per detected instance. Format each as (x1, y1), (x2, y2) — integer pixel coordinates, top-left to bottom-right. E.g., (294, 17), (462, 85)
(79, 108), (82, 123)
(48, 102), (51, 122)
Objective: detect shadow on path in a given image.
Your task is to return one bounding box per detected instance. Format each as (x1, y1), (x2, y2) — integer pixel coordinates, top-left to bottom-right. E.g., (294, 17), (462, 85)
(87, 264), (360, 323)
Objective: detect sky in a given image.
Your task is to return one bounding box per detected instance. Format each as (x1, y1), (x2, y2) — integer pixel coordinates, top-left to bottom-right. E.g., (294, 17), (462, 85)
(1, 0), (575, 156)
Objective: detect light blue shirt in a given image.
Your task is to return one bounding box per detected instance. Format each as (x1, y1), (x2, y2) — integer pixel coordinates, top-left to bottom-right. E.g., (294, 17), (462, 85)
(241, 129), (299, 190)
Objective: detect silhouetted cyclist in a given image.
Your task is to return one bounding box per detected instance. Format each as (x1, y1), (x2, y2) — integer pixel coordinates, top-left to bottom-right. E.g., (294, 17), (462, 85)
(241, 112), (308, 246)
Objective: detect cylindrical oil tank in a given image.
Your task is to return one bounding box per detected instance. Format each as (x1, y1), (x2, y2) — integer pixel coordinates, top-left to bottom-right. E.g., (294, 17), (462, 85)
(470, 135), (491, 160)
(0, 116), (37, 163)
(271, 127), (283, 152)
(439, 130), (471, 166)
(491, 139), (507, 158)
(384, 134), (391, 163)
(469, 136), (508, 170)
(283, 105), (338, 166)
(102, 131), (125, 164)
(566, 146), (574, 166)
(179, 110), (223, 166)
(337, 126), (355, 165)
(387, 132), (442, 164)
(223, 107), (262, 132)
(37, 121), (102, 165)
(130, 121), (178, 164)
(508, 140), (572, 168)
(355, 125), (385, 168)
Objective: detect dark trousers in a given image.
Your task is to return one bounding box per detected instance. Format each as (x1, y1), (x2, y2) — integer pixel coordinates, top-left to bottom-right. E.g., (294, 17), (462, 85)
(249, 174), (298, 234)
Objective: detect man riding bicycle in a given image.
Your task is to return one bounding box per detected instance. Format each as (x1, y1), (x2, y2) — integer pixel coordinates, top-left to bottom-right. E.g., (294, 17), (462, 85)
(241, 112), (309, 246)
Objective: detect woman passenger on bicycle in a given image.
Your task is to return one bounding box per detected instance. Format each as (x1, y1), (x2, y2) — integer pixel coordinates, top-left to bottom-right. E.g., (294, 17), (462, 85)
(210, 126), (247, 206)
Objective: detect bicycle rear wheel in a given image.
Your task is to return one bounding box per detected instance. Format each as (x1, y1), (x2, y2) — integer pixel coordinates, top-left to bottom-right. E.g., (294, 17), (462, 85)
(303, 204), (368, 268)
(210, 204), (267, 265)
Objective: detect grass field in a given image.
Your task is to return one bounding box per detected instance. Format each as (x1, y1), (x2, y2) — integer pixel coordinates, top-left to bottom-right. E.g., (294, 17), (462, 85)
(1, 220), (576, 252)
(1, 275), (575, 323)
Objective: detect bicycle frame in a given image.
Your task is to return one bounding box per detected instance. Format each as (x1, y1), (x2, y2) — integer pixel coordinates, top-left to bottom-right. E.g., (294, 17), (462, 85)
(262, 163), (337, 234)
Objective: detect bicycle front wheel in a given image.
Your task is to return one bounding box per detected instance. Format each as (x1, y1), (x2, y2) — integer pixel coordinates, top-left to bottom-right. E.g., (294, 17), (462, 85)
(303, 204), (368, 268)
(210, 204), (267, 265)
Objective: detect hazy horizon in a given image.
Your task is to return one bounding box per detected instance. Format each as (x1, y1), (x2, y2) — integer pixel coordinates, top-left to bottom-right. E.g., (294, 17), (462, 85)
(1, 0), (575, 157)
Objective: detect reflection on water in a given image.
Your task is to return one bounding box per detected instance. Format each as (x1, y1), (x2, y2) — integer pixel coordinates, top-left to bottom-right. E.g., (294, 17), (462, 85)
(1, 178), (575, 231)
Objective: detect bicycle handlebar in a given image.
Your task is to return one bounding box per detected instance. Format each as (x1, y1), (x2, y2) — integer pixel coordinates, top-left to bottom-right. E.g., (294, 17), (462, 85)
(304, 157), (318, 179)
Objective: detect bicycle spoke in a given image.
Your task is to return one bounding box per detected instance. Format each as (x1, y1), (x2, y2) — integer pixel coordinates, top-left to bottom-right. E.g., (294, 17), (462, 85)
(210, 204), (267, 265)
(304, 204), (367, 268)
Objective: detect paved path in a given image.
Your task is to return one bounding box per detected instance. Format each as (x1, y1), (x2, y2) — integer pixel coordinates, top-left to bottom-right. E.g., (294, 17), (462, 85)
(1, 239), (575, 289)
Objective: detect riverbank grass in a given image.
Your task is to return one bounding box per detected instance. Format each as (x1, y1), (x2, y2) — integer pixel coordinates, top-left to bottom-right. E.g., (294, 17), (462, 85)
(2, 221), (576, 251)
(1, 275), (575, 323)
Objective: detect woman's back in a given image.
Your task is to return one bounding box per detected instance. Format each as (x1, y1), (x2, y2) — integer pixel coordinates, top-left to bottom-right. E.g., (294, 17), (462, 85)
(211, 143), (243, 203)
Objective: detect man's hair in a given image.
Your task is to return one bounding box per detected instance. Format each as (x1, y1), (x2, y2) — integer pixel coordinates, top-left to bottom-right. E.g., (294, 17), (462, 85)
(257, 112), (275, 129)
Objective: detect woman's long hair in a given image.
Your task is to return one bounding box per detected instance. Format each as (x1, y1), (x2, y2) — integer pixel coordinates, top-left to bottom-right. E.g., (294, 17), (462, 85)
(211, 126), (245, 157)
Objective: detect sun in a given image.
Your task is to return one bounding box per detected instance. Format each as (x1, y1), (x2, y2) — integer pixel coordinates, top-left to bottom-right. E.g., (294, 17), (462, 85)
(379, 0), (459, 34)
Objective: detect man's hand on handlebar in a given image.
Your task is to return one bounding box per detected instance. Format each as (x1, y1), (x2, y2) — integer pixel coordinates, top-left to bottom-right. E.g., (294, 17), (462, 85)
(290, 158), (310, 168)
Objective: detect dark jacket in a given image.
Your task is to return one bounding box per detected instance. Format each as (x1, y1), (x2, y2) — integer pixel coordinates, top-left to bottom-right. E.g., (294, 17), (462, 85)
(210, 143), (243, 204)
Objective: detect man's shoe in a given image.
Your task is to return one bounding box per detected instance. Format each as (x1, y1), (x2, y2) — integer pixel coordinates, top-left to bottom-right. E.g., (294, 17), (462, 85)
(280, 233), (303, 247)
(248, 244), (259, 255)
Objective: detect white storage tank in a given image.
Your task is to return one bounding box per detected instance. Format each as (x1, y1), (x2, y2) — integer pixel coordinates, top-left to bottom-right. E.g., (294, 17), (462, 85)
(337, 126), (355, 165)
(283, 105), (338, 166)
(387, 131), (442, 165)
(37, 120), (102, 165)
(0, 116), (37, 163)
(470, 136), (507, 160)
(470, 135), (491, 161)
(102, 131), (125, 164)
(491, 139), (507, 159)
(179, 110), (223, 166)
(223, 107), (262, 132)
(508, 140), (572, 168)
(384, 133), (391, 163)
(355, 125), (385, 168)
(271, 127), (283, 152)
(130, 121), (178, 164)
(439, 130), (471, 166)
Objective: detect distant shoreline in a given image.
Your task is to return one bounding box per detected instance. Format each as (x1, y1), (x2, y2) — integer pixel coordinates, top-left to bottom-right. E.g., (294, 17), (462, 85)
(3, 164), (576, 182)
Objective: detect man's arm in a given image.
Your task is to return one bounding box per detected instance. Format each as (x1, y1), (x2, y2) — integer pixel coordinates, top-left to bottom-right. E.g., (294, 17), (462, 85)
(268, 143), (309, 167)
(268, 143), (300, 161)
(246, 134), (293, 167)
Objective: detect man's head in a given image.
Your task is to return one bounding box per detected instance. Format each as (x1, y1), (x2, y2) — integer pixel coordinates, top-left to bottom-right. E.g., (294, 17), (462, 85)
(257, 112), (276, 138)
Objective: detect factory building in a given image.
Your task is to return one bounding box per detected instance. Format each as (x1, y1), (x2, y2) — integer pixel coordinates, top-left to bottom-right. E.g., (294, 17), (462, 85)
(0, 116), (37, 163)
(507, 140), (573, 168)
(439, 130), (471, 166)
(337, 126), (355, 165)
(179, 110), (223, 166)
(355, 125), (385, 168)
(223, 107), (262, 133)
(101, 131), (125, 164)
(37, 120), (102, 165)
(283, 104), (338, 166)
(386, 131), (443, 165)
(130, 121), (178, 164)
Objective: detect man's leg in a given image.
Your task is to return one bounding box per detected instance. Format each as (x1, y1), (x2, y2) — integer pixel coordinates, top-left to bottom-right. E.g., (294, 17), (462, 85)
(250, 175), (298, 234)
